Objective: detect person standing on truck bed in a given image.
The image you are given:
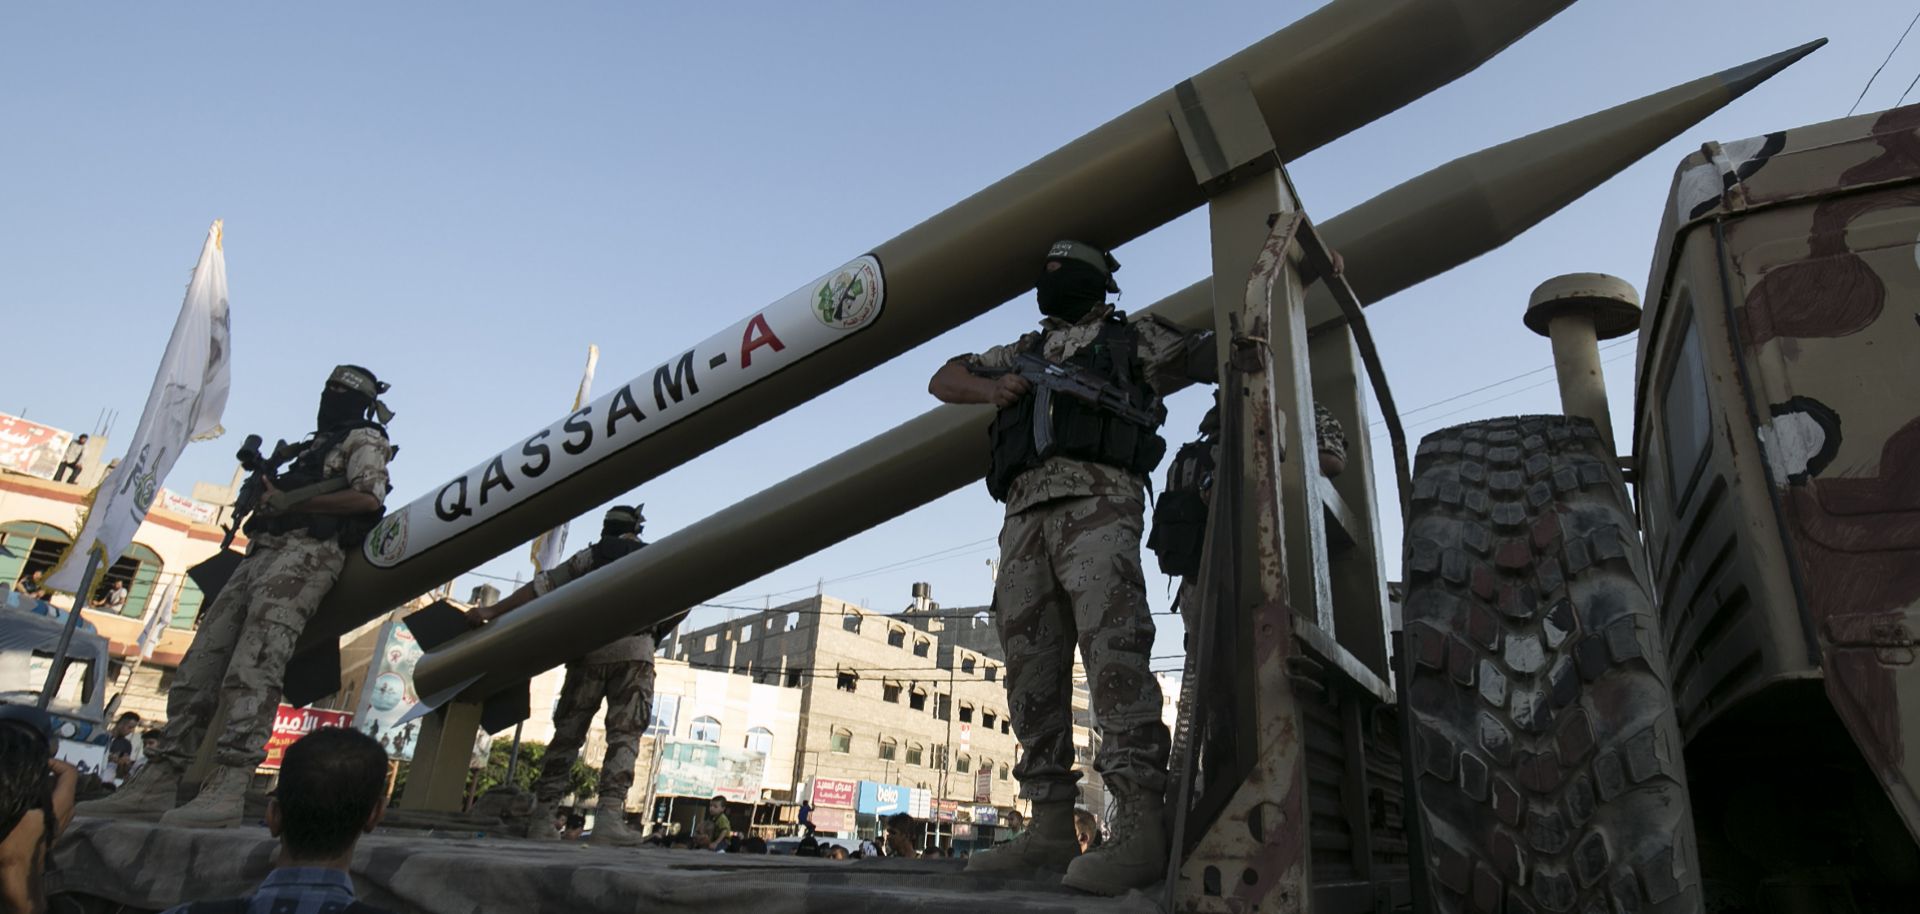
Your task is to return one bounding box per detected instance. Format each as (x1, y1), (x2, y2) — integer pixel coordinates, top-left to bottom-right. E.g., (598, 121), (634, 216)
(79, 366), (396, 829)
(464, 504), (678, 848)
(927, 239), (1215, 895)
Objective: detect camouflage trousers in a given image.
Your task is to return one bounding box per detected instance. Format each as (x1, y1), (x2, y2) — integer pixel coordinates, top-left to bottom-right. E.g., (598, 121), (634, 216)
(149, 533), (345, 772)
(992, 493), (1170, 802)
(534, 659), (653, 809)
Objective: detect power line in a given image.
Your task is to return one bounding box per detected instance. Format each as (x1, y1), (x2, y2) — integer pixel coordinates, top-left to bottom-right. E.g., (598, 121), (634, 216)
(1900, 65), (1920, 109)
(1368, 336), (1634, 430)
(1852, 9), (1920, 116)
(1371, 351), (1634, 445)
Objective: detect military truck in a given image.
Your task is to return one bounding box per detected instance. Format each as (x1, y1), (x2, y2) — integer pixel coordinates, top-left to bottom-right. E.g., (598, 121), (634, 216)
(1, 594), (114, 777)
(1401, 105), (1920, 912)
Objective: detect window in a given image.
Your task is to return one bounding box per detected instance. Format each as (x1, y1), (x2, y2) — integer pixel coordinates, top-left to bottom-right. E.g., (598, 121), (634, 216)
(739, 625), (752, 643)
(786, 668), (803, 689)
(985, 664), (998, 683)
(1001, 719), (1011, 734)
(648, 695), (679, 735)
(888, 628), (905, 648)
(910, 688), (927, 711)
(961, 657), (975, 674)
(913, 638), (930, 658)
(27, 653), (93, 705)
(1663, 312), (1714, 508)
(879, 737), (898, 761)
(704, 634), (718, 652)
(907, 743), (925, 766)
(0, 521), (71, 597)
(883, 682), (902, 703)
(745, 727), (773, 754)
(96, 542), (162, 617)
(831, 728), (852, 753)
(836, 670), (858, 693)
(982, 710), (997, 730)
(691, 716), (721, 743)
(957, 754), (971, 774)
(931, 745), (948, 770)
(172, 578), (205, 630)
(959, 704), (974, 724)
(1000, 764), (1010, 782)
(842, 612), (862, 633)
(935, 693), (951, 721)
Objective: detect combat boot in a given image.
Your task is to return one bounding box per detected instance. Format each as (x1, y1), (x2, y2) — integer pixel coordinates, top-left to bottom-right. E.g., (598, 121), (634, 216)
(1062, 789), (1168, 896)
(158, 764), (250, 829)
(588, 803), (645, 848)
(75, 763), (182, 818)
(964, 800), (1077, 875)
(525, 799), (559, 841)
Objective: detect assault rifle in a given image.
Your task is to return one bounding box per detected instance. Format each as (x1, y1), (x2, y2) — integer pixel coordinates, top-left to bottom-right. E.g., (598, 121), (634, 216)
(220, 434), (307, 550)
(987, 351), (1158, 454)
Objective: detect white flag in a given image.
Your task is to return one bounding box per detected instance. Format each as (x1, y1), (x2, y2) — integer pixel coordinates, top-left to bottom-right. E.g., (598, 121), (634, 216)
(529, 344), (598, 572)
(136, 575), (180, 660)
(47, 221), (232, 595)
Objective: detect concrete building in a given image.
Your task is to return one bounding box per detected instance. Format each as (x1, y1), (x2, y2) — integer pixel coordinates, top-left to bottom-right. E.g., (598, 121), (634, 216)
(2, 464), (241, 725)
(661, 584), (1133, 849)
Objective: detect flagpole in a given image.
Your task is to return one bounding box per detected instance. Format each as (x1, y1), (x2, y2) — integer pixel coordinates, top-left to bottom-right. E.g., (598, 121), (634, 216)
(36, 550), (103, 710)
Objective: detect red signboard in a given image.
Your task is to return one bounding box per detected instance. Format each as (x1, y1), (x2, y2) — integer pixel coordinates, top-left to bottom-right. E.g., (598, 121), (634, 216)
(933, 799), (959, 822)
(0, 413), (75, 481)
(812, 807), (857, 835)
(810, 776), (858, 808)
(261, 705), (354, 770)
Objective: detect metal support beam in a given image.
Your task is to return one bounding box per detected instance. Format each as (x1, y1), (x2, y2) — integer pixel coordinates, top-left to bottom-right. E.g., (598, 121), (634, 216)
(1168, 72), (1315, 913)
(1309, 329), (1394, 677)
(400, 701), (483, 813)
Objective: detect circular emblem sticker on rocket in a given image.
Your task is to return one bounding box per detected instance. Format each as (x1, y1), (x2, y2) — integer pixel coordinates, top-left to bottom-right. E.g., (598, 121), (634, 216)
(366, 511), (408, 565)
(813, 256), (885, 331)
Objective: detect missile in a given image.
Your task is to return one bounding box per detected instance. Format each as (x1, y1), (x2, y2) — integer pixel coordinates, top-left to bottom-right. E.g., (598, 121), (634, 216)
(1301, 36), (1828, 330)
(301, 0), (1577, 654)
(410, 41), (1821, 700)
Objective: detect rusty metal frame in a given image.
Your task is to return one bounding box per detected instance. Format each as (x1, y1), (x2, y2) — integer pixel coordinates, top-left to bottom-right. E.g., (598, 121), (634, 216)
(1165, 74), (1413, 914)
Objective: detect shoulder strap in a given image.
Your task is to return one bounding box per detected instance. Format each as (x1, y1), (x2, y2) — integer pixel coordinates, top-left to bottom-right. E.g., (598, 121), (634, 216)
(1099, 314), (1140, 390)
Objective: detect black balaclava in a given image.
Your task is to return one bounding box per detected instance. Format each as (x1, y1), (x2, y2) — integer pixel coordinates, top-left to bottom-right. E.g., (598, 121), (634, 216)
(1035, 239), (1120, 324)
(317, 364), (390, 430)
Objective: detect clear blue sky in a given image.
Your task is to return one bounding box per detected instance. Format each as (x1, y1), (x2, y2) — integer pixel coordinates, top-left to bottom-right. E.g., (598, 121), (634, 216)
(0, 1), (1903, 674)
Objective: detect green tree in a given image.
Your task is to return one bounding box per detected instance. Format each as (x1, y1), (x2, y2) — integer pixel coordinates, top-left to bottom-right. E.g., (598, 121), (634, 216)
(475, 740), (598, 800)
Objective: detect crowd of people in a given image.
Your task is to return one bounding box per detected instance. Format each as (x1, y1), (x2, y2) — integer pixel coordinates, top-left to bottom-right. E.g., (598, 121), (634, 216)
(0, 722), (395, 914)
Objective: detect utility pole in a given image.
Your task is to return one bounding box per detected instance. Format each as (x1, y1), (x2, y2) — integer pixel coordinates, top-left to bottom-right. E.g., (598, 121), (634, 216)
(938, 654), (955, 802)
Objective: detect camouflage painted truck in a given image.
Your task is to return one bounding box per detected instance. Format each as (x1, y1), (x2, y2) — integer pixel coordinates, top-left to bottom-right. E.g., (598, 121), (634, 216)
(1402, 105), (1920, 912)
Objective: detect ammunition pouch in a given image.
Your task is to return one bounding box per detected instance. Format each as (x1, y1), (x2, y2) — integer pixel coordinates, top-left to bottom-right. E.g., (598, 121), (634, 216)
(243, 507), (384, 550)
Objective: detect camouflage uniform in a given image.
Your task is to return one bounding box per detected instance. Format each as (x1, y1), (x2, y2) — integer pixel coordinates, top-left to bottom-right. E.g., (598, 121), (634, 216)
(966, 308), (1203, 801)
(529, 544), (656, 810)
(148, 428), (390, 772)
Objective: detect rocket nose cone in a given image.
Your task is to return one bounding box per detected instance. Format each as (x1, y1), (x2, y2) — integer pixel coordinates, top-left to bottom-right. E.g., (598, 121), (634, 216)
(1720, 38), (1828, 100)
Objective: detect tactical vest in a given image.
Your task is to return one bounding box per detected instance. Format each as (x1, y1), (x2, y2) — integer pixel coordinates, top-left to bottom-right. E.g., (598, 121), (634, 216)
(547, 535), (646, 590)
(985, 315), (1166, 502)
(244, 420), (390, 548)
(552, 536), (679, 642)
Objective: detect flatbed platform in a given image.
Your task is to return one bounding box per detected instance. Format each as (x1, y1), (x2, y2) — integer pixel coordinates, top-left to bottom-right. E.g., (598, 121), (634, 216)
(50, 818), (1154, 914)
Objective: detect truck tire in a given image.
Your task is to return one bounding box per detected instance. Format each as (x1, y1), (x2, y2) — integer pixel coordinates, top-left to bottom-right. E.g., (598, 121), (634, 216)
(1401, 415), (1700, 913)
